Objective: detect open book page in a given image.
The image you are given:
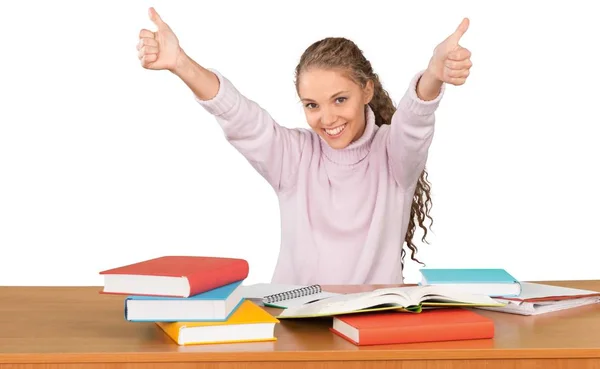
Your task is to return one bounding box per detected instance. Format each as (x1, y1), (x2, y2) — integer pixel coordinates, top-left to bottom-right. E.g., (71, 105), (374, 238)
(402, 285), (503, 305)
(472, 282), (600, 316)
(497, 282), (600, 302)
(477, 296), (600, 316)
(277, 285), (502, 318)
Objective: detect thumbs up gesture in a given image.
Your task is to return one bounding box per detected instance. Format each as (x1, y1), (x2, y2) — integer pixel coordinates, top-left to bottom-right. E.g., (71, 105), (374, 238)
(427, 18), (472, 86)
(137, 7), (182, 71)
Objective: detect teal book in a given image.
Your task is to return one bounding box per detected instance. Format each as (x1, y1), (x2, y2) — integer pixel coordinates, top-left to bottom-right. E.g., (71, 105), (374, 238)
(125, 280), (245, 322)
(419, 268), (521, 297)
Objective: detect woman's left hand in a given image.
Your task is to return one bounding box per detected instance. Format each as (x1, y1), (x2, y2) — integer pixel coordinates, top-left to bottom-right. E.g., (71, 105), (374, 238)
(427, 18), (472, 86)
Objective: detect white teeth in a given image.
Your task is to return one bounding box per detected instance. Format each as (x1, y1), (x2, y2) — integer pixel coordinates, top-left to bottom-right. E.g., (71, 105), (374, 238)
(325, 124), (346, 136)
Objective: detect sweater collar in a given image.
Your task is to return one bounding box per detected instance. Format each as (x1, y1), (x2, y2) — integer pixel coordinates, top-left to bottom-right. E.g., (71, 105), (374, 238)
(320, 105), (377, 165)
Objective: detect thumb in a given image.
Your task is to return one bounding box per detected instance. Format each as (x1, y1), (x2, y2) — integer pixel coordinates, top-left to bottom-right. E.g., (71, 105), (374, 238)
(148, 7), (166, 28)
(448, 18), (469, 44)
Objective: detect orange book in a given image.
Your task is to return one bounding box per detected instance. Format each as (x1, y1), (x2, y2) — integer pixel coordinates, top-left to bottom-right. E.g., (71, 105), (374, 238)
(156, 299), (279, 345)
(330, 308), (494, 346)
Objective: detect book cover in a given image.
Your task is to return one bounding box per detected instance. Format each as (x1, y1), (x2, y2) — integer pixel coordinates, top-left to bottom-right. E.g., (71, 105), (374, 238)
(99, 255), (249, 297)
(420, 268), (518, 284)
(331, 308), (494, 345)
(156, 299), (280, 345)
(419, 268), (521, 297)
(124, 280), (245, 321)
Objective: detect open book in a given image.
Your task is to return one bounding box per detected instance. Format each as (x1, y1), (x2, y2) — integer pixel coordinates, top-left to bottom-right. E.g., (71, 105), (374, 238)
(276, 285), (504, 318)
(476, 282), (600, 315)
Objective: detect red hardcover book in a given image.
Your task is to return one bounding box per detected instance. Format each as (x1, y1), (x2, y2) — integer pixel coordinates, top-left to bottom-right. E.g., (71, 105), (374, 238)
(99, 256), (249, 297)
(330, 308), (494, 346)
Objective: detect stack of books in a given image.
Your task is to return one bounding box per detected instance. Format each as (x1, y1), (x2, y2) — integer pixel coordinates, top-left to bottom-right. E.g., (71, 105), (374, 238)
(99, 255), (279, 345)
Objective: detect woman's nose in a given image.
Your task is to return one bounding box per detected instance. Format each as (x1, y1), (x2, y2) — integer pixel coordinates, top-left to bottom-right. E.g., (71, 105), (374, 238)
(321, 109), (337, 126)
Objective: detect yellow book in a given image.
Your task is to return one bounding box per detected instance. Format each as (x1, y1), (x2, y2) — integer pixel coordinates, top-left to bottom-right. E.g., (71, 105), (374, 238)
(156, 299), (279, 345)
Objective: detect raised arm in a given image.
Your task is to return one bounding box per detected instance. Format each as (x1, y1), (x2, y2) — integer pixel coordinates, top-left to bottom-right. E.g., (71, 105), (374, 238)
(138, 8), (305, 192)
(386, 71), (444, 189)
(191, 65), (306, 192)
(387, 18), (472, 189)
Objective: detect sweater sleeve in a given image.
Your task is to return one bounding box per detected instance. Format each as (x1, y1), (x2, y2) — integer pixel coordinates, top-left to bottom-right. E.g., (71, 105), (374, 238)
(195, 69), (306, 192)
(386, 71), (445, 190)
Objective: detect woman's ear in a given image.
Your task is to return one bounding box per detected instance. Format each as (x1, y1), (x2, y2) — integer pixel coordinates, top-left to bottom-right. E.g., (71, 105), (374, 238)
(364, 79), (375, 104)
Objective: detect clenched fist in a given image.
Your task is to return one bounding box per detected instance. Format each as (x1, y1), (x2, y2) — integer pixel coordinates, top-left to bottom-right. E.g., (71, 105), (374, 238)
(427, 18), (472, 86)
(137, 7), (182, 71)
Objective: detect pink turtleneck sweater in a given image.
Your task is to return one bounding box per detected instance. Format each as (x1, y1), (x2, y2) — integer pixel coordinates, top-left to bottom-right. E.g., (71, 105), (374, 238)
(196, 69), (444, 285)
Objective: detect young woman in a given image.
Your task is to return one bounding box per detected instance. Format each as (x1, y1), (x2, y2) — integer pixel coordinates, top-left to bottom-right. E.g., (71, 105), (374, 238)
(137, 8), (472, 285)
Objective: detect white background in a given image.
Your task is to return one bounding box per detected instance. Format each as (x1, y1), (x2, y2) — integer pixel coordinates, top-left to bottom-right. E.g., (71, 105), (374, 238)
(1, 0), (598, 286)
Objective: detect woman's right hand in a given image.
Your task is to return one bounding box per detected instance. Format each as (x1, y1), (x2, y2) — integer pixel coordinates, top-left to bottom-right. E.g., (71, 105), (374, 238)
(137, 7), (182, 71)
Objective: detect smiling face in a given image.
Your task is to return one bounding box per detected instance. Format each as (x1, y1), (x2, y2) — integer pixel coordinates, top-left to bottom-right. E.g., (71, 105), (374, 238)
(297, 68), (374, 149)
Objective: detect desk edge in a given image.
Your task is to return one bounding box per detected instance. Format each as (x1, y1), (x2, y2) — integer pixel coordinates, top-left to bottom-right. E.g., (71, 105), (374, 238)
(2, 348), (600, 364)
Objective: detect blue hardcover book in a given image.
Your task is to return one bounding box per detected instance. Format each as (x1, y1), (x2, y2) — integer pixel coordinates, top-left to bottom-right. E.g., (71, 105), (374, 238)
(125, 280), (245, 322)
(419, 268), (521, 297)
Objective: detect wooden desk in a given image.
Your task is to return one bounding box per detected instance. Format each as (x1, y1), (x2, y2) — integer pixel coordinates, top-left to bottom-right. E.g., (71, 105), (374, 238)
(1, 280), (600, 369)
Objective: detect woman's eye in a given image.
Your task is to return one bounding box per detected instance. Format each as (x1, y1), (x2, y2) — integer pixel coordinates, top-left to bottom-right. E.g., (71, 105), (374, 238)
(305, 103), (317, 109)
(335, 97), (347, 104)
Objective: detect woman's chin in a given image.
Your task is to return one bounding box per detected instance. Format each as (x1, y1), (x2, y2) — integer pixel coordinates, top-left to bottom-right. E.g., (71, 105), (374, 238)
(321, 134), (351, 149)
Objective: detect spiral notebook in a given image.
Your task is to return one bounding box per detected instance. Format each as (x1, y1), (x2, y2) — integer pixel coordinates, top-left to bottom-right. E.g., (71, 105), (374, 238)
(241, 283), (340, 309)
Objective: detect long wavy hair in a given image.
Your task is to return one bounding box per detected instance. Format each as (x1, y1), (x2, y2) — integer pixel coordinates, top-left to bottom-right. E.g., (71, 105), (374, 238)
(294, 37), (433, 266)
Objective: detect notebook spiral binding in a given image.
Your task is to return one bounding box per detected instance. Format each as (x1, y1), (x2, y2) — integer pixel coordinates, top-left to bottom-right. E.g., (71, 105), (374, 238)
(263, 285), (322, 303)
